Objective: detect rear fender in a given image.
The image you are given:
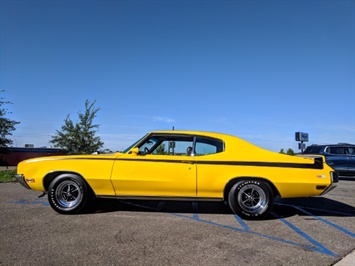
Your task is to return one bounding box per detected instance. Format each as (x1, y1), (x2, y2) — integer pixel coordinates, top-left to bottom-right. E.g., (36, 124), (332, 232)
(223, 176), (280, 201)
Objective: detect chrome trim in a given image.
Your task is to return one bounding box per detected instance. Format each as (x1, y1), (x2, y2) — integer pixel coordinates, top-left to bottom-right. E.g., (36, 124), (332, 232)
(331, 171), (339, 183)
(54, 180), (82, 209)
(321, 172), (338, 195)
(96, 195), (223, 202)
(14, 174), (31, 189)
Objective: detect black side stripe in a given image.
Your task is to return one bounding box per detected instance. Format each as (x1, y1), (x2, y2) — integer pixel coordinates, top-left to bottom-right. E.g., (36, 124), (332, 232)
(115, 158), (324, 169)
(196, 160), (323, 169)
(54, 157), (323, 169)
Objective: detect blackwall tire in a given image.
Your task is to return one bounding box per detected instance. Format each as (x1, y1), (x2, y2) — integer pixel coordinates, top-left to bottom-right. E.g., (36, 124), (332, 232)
(228, 179), (274, 219)
(48, 174), (88, 214)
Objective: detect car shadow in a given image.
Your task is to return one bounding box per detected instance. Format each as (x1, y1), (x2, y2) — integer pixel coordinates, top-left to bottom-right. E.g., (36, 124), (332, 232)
(271, 197), (355, 220)
(86, 197), (355, 220)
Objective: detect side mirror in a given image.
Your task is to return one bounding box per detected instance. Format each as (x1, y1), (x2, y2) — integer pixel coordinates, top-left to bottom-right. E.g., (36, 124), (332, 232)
(130, 147), (139, 155)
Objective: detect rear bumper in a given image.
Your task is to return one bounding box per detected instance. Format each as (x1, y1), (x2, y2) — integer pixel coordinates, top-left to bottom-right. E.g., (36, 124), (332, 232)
(321, 171), (338, 195)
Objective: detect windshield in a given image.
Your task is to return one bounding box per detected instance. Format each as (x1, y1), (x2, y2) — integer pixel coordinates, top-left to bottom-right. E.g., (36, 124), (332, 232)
(122, 134), (147, 154)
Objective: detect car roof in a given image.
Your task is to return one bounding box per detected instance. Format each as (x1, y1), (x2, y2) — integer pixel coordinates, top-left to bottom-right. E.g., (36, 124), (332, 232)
(307, 143), (355, 147)
(149, 130), (237, 139)
(149, 130), (245, 141)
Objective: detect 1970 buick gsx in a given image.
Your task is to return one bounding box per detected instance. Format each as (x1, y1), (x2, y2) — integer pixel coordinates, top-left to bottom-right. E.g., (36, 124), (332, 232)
(15, 130), (338, 219)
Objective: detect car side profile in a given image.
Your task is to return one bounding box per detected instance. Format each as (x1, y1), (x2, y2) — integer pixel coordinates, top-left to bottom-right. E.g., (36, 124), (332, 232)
(16, 130), (338, 219)
(303, 144), (355, 178)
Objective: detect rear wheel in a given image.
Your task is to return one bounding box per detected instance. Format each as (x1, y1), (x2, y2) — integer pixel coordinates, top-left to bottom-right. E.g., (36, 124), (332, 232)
(48, 174), (89, 214)
(228, 179), (274, 219)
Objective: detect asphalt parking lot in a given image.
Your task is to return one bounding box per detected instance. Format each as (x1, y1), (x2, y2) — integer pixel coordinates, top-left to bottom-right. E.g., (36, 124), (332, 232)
(1, 179), (354, 266)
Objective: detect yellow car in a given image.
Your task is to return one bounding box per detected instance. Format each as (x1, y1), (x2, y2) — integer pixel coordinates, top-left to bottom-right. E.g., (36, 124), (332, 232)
(15, 130), (338, 219)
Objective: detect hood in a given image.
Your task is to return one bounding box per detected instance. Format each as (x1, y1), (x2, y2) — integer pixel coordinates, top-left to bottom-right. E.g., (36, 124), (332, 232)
(17, 152), (124, 165)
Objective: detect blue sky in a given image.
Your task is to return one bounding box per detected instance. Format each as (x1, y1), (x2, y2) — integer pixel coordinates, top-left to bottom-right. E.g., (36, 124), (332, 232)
(1, 0), (354, 152)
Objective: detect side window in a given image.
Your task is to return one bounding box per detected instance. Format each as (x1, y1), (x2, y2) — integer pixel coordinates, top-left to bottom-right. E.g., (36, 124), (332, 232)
(154, 139), (193, 155)
(348, 147), (355, 155)
(329, 147), (336, 154)
(138, 137), (159, 154)
(329, 147), (346, 154)
(139, 135), (194, 156)
(195, 137), (224, 156)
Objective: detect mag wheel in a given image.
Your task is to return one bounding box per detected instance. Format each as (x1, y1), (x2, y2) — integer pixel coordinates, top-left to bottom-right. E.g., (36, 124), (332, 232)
(48, 174), (88, 214)
(228, 179), (274, 219)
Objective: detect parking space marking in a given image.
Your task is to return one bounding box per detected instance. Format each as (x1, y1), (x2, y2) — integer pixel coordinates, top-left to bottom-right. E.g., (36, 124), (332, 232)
(119, 201), (339, 256)
(233, 214), (250, 231)
(171, 211), (332, 255)
(276, 203), (355, 237)
(9, 199), (49, 206)
(271, 212), (337, 256)
(8, 198), (355, 257)
(156, 201), (165, 211)
(192, 202), (199, 219)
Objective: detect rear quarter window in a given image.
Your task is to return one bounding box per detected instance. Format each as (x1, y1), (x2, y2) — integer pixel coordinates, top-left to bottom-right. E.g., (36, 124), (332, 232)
(348, 147), (355, 155)
(195, 137), (224, 156)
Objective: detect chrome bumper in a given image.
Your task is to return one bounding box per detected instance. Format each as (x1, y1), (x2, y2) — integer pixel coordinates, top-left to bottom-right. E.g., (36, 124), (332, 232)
(15, 174), (31, 189)
(321, 171), (338, 195)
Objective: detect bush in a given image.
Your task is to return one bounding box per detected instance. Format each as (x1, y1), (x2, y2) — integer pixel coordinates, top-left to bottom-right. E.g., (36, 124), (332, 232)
(0, 170), (16, 183)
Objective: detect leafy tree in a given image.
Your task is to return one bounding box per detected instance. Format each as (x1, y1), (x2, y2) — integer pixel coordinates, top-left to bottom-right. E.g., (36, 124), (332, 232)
(155, 143), (166, 155)
(279, 148), (295, 155)
(286, 148), (295, 156)
(98, 148), (113, 154)
(0, 91), (20, 148)
(50, 100), (104, 154)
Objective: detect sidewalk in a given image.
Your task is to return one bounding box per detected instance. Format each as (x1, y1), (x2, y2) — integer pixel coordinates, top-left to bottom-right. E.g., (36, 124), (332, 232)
(334, 249), (355, 266)
(0, 166), (17, 171)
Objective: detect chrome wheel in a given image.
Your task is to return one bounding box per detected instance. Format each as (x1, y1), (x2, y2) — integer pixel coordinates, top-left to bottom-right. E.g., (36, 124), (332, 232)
(237, 184), (267, 214)
(48, 174), (89, 214)
(228, 179), (274, 219)
(55, 180), (82, 208)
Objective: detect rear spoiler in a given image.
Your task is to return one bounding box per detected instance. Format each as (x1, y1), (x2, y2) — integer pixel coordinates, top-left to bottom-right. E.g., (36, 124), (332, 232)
(297, 154), (325, 169)
(298, 154), (326, 161)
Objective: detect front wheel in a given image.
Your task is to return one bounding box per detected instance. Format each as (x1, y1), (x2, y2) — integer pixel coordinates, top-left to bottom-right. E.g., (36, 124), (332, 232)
(228, 179), (274, 219)
(48, 174), (89, 214)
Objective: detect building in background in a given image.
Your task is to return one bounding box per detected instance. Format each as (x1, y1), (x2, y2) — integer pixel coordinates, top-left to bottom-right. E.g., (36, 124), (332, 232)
(0, 147), (66, 166)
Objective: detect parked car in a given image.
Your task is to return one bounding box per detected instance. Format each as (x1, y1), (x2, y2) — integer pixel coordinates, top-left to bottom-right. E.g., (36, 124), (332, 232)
(303, 144), (355, 178)
(15, 130), (338, 219)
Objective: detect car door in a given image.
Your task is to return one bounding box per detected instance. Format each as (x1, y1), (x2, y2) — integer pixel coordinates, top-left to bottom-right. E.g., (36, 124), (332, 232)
(110, 134), (197, 197)
(193, 136), (226, 198)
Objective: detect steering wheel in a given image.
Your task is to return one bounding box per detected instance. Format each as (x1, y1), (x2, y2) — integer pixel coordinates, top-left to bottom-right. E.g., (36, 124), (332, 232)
(144, 147), (150, 154)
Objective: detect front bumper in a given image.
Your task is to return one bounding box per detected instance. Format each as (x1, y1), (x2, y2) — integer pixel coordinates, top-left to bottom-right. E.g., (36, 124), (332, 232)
(15, 174), (31, 189)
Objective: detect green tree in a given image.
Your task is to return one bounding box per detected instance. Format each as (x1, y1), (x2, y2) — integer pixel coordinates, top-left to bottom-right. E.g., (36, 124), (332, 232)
(279, 148), (295, 155)
(0, 91), (20, 148)
(286, 148), (295, 156)
(50, 100), (104, 154)
(155, 143), (166, 155)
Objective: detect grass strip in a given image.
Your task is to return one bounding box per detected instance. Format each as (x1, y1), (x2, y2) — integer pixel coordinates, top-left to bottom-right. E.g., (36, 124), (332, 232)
(0, 170), (17, 183)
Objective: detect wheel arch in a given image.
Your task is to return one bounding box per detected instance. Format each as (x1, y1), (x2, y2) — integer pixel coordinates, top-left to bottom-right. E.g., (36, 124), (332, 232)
(223, 176), (280, 201)
(43, 171), (95, 196)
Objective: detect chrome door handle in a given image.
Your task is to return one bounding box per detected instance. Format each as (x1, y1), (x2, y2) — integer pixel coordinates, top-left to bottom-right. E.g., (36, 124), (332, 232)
(181, 161), (195, 164)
